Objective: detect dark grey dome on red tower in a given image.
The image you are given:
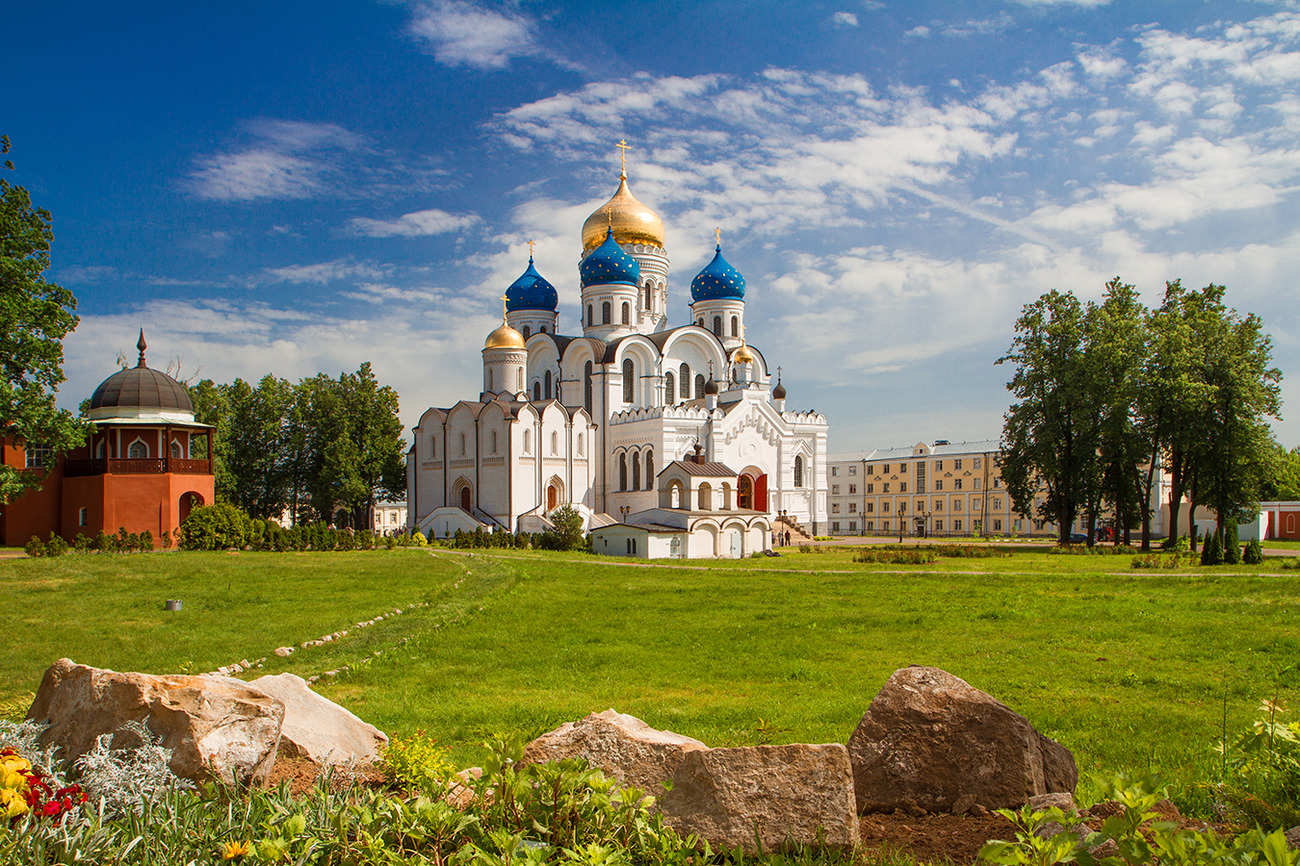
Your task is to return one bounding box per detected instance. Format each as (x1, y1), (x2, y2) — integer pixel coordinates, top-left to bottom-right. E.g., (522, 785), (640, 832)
(89, 330), (194, 414)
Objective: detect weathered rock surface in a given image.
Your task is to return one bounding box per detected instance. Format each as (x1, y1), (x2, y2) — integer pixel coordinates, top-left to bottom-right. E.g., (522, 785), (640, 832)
(249, 673), (387, 766)
(847, 666), (1077, 814)
(521, 710), (707, 794)
(657, 744), (859, 853)
(27, 658), (282, 785)
(1284, 825), (1300, 850)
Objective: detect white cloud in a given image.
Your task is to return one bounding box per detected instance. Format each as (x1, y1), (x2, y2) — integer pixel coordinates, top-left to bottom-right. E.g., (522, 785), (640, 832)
(349, 208), (481, 237)
(407, 0), (544, 70)
(831, 11), (859, 29)
(185, 120), (364, 202)
(261, 259), (388, 285)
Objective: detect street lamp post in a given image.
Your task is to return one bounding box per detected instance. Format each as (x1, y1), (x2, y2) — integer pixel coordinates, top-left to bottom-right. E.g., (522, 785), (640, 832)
(619, 505), (631, 523)
(898, 502), (906, 543)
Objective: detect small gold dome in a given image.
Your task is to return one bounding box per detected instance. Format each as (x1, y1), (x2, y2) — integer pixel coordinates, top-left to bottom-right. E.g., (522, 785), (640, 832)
(485, 322), (525, 350)
(581, 175), (666, 253)
(733, 343), (755, 364)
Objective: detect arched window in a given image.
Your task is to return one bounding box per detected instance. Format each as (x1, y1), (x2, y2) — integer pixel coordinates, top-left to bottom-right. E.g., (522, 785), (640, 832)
(490, 430), (498, 453)
(584, 361), (593, 413)
(680, 363), (690, 398)
(697, 318), (704, 328)
(522, 326), (531, 339)
(459, 433), (467, 456)
(695, 374), (705, 398)
(699, 483), (712, 511)
(645, 449), (654, 489)
(721, 483), (732, 510)
(794, 455), (804, 488)
(619, 453), (628, 491)
(544, 370), (552, 400)
(128, 440), (149, 459)
(644, 284), (651, 309)
(540, 325), (547, 334)
(533, 382), (541, 401)
(488, 368), (494, 391)
(577, 433), (584, 456)
(587, 304), (593, 326)
(602, 302), (611, 324)
(523, 429), (531, 452)
(664, 371), (675, 403)
(171, 440), (182, 459)
(712, 316), (722, 336)
(731, 316), (739, 337)
(621, 302), (630, 324)
(550, 431), (558, 455)
(430, 436), (437, 458)
(517, 368), (524, 391)
(670, 482), (681, 508)
(622, 358), (634, 404)
(632, 451), (641, 491)
(95, 440), (107, 459)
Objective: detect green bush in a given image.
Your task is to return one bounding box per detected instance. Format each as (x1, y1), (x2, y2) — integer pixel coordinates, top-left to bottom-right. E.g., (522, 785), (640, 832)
(1225, 535), (1243, 564)
(1201, 532), (1224, 565)
(1244, 537), (1264, 565)
(176, 502), (258, 551)
(24, 535), (45, 557)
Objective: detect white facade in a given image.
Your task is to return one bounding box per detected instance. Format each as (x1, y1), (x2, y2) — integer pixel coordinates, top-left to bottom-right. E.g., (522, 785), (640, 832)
(407, 163), (829, 542)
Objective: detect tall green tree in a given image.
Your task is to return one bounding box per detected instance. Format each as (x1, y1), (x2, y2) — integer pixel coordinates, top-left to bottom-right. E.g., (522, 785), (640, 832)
(0, 136), (86, 502)
(1261, 443), (1300, 501)
(998, 290), (1100, 545)
(218, 375), (296, 520)
(1193, 287), (1282, 548)
(1086, 278), (1148, 545)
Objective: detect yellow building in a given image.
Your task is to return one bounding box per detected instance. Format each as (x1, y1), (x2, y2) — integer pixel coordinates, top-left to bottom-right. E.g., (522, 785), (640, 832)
(826, 440), (1047, 538)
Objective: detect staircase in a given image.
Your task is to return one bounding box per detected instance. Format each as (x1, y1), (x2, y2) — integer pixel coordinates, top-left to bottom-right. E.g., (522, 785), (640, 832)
(773, 514), (813, 542)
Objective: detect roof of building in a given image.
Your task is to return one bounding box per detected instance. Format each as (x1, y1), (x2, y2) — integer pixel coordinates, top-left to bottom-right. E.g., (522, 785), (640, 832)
(88, 331), (194, 416)
(827, 439), (1001, 462)
(579, 226), (641, 288)
(580, 173), (666, 253)
(690, 244), (746, 301)
(663, 459), (737, 477)
(506, 256), (558, 312)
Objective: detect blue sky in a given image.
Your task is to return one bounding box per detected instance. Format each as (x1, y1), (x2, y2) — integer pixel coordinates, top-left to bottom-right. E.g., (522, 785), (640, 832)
(10, 0), (1300, 451)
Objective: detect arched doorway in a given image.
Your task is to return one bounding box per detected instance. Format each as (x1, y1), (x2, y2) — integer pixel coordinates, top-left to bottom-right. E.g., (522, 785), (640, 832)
(740, 468), (768, 512)
(547, 485), (558, 511)
(179, 491), (204, 524)
(738, 475), (754, 509)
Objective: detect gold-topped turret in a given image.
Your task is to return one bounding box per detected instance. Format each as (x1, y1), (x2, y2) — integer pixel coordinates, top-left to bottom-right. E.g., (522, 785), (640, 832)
(581, 140), (666, 253)
(484, 294), (525, 349)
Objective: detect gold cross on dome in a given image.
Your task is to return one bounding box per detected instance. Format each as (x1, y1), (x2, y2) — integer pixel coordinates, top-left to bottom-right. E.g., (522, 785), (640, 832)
(528, 239), (535, 257)
(500, 294), (509, 320)
(616, 139), (631, 175)
(715, 226), (722, 246)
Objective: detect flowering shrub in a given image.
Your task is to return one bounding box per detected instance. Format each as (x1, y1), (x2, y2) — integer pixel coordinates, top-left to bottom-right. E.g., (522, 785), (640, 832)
(0, 747), (85, 822)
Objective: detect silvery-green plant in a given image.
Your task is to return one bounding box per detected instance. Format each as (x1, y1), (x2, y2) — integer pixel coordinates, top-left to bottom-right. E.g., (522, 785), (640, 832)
(73, 720), (193, 816)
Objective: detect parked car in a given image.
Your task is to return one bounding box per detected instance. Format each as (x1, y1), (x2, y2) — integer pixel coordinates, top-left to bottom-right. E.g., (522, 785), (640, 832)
(1068, 533), (1088, 544)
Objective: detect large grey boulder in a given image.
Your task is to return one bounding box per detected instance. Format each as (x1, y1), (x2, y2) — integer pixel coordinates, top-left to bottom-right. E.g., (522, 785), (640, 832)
(847, 666), (1077, 814)
(249, 673), (387, 766)
(658, 744), (859, 853)
(27, 658), (283, 785)
(521, 710), (707, 795)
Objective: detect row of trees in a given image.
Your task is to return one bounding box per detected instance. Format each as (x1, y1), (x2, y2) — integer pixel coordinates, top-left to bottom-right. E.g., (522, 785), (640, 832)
(999, 278), (1282, 549)
(189, 363), (406, 528)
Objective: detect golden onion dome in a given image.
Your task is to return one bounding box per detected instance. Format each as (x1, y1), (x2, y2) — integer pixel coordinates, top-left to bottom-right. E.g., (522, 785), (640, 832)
(733, 343), (755, 364)
(581, 174), (666, 253)
(485, 322), (525, 350)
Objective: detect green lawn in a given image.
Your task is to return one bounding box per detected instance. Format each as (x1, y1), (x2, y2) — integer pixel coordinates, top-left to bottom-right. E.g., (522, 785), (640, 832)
(3, 547), (1298, 812)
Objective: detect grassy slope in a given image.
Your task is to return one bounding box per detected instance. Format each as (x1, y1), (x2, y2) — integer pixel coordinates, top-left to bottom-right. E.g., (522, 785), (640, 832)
(4, 547), (1298, 809)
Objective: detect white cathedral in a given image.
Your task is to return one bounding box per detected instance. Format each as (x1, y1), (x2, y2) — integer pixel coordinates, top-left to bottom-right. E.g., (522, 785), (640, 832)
(406, 153), (829, 557)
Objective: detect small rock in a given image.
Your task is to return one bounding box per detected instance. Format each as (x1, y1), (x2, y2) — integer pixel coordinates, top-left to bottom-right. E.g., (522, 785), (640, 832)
(1028, 792), (1077, 814)
(953, 793), (977, 815)
(1284, 826), (1300, 850)
(971, 804), (989, 816)
(275, 647), (294, 658)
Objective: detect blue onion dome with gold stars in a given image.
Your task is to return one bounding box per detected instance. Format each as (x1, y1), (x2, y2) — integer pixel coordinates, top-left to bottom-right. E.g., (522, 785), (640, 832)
(579, 227), (641, 288)
(691, 244), (745, 301)
(505, 255), (558, 312)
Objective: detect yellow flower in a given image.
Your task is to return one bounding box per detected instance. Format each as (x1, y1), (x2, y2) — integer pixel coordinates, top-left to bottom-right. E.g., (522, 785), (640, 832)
(222, 839), (251, 860)
(1, 787), (29, 818)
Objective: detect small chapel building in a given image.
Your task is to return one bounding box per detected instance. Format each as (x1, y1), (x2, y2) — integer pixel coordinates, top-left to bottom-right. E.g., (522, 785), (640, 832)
(407, 150), (829, 554)
(0, 332), (214, 547)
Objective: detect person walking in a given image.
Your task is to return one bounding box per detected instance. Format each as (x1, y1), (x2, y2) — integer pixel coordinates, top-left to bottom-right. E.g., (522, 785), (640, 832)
(784, 529), (791, 547)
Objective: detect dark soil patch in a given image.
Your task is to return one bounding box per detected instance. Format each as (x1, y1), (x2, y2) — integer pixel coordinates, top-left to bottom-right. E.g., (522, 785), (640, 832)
(262, 756), (387, 798)
(858, 811), (1014, 865)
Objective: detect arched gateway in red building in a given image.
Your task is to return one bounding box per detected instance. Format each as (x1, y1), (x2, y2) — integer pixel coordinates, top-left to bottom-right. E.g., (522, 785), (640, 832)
(0, 331), (216, 548)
